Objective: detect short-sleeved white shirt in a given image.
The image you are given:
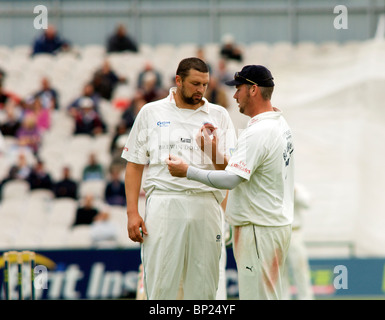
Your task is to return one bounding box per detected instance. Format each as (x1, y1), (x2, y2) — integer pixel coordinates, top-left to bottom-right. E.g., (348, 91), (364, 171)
(121, 87), (237, 203)
(225, 111), (295, 226)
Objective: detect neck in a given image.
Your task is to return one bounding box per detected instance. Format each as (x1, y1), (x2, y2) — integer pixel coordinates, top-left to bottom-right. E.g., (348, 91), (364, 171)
(248, 100), (273, 118)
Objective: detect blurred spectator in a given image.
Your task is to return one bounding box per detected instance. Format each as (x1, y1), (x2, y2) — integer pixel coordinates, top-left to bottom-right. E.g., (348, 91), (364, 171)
(104, 167), (126, 206)
(8, 151), (33, 180)
(0, 68), (6, 83)
(220, 34), (243, 62)
(33, 77), (60, 110)
(0, 151), (32, 199)
(121, 90), (147, 130)
(0, 105), (22, 137)
(110, 121), (129, 155)
(195, 46), (212, 74)
(31, 24), (70, 56)
(0, 81), (22, 110)
(72, 194), (99, 226)
(215, 58), (233, 85)
(67, 83), (100, 117)
(107, 23), (138, 53)
(204, 76), (229, 109)
(27, 159), (54, 191)
(91, 59), (127, 101)
(82, 152), (105, 181)
(140, 71), (167, 104)
(54, 166), (78, 199)
(23, 96), (51, 133)
(73, 97), (107, 136)
(15, 113), (42, 155)
(137, 61), (163, 90)
(109, 121), (129, 172)
(90, 208), (119, 248)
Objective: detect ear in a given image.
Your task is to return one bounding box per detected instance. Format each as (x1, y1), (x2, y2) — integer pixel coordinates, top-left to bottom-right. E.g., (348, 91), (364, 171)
(250, 85), (258, 97)
(175, 75), (182, 87)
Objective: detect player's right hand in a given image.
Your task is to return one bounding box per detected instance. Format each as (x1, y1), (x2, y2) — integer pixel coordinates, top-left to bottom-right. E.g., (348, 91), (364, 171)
(127, 214), (148, 243)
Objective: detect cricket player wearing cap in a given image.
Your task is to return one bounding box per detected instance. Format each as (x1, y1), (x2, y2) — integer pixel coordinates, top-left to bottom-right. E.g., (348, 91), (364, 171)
(121, 57), (237, 300)
(167, 65), (295, 300)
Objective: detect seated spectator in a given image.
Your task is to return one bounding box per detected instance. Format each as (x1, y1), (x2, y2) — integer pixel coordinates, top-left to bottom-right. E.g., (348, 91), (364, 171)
(0, 105), (22, 137)
(27, 159), (54, 191)
(0, 68), (6, 83)
(105, 167), (126, 206)
(73, 97), (107, 136)
(8, 151), (33, 180)
(107, 23), (138, 53)
(204, 76), (229, 109)
(195, 46), (213, 74)
(16, 113), (42, 155)
(54, 166), (78, 199)
(121, 90), (147, 130)
(90, 209), (119, 248)
(0, 81), (22, 111)
(72, 194), (99, 226)
(67, 83), (101, 117)
(31, 24), (70, 56)
(33, 77), (60, 110)
(214, 58), (233, 85)
(82, 152), (105, 181)
(139, 71), (167, 104)
(0, 151), (31, 199)
(137, 61), (163, 90)
(219, 33), (243, 62)
(91, 59), (127, 101)
(23, 96), (51, 133)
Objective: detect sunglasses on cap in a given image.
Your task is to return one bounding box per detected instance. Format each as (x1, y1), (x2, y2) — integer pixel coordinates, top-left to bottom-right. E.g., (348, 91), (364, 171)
(234, 72), (258, 86)
(234, 71), (274, 86)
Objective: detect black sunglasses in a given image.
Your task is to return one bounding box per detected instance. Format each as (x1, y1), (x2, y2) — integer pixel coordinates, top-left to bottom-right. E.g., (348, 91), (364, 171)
(235, 72), (258, 86)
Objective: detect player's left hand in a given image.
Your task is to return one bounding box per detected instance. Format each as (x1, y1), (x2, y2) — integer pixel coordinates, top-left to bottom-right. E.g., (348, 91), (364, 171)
(166, 154), (188, 177)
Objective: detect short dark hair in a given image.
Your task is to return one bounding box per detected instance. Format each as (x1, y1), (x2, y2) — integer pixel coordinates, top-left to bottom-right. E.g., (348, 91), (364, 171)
(176, 57), (209, 80)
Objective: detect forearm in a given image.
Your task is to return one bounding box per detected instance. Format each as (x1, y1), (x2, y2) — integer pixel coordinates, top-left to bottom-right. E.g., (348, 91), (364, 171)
(187, 166), (244, 190)
(124, 162), (144, 215)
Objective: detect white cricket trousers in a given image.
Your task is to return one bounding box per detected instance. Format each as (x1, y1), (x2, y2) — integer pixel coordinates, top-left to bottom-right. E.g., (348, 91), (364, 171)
(233, 224), (291, 300)
(142, 190), (222, 300)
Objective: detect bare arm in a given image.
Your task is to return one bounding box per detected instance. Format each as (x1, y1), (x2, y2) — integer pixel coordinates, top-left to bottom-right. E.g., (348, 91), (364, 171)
(124, 161), (148, 243)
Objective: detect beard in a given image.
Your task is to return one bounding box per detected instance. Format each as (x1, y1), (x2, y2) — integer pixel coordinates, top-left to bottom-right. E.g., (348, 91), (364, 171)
(238, 91), (250, 114)
(181, 86), (203, 105)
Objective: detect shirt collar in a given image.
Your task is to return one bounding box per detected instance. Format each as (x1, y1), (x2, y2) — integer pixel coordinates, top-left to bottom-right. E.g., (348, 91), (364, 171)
(247, 110), (282, 127)
(168, 87), (209, 114)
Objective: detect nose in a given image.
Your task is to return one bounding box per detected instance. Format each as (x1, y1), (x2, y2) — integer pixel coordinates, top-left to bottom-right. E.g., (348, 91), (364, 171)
(197, 84), (205, 93)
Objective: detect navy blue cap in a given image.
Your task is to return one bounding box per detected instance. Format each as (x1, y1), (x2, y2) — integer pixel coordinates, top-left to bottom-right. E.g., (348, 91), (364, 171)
(225, 65), (274, 87)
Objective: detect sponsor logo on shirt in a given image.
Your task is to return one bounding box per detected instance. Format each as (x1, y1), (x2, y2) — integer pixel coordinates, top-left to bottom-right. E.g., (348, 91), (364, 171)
(157, 121), (171, 127)
(180, 138), (192, 143)
(229, 160), (250, 174)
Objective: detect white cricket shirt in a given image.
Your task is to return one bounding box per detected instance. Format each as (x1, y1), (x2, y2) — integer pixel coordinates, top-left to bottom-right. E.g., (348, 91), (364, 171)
(225, 111), (295, 226)
(121, 87), (237, 203)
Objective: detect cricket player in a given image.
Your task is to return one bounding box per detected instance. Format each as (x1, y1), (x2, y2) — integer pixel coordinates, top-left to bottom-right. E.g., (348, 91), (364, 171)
(121, 57), (237, 300)
(167, 65), (295, 300)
